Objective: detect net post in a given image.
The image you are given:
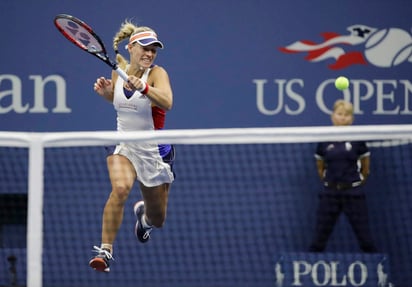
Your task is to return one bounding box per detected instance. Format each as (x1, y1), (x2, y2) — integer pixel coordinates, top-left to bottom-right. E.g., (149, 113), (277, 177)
(27, 135), (44, 287)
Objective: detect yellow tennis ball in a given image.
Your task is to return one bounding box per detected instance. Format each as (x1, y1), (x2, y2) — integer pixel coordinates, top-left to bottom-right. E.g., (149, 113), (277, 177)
(335, 76), (349, 90)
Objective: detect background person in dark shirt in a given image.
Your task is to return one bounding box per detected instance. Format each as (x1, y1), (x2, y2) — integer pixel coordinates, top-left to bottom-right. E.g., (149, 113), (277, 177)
(308, 99), (377, 253)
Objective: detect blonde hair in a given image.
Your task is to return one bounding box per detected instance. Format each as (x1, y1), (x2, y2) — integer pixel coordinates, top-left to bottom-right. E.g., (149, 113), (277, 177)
(112, 20), (156, 70)
(333, 99), (353, 115)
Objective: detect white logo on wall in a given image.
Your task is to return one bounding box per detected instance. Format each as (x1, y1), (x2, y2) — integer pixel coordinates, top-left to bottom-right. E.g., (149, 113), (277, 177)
(274, 257), (394, 287)
(279, 25), (412, 69)
(252, 77), (412, 116)
(0, 74), (70, 114)
(253, 26), (412, 117)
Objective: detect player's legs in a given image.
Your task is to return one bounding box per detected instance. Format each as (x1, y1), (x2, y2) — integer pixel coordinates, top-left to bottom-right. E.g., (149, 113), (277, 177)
(133, 182), (170, 243)
(103, 154), (137, 245)
(140, 182), (170, 227)
(133, 145), (174, 242)
(90, 154), (136, 271)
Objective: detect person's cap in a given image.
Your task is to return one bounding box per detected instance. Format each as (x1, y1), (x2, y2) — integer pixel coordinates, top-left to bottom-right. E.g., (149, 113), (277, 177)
(126, 31), (164, 49)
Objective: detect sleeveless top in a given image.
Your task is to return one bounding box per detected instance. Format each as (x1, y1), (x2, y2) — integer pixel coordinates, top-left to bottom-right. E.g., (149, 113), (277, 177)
(113, 66), (171, 156)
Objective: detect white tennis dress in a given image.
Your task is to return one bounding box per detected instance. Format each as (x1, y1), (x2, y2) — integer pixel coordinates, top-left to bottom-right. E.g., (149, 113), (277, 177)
(112, 67), (174, 187)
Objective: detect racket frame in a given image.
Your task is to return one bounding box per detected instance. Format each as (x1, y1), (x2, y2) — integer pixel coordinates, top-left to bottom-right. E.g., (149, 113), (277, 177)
(54, 14), (128, 81)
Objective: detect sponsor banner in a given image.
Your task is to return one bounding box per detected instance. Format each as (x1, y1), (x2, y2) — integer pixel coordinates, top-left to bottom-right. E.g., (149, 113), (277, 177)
(0, 1), (411, 131)
(279, 25), (412, 70)
(274, 253), (393, 287)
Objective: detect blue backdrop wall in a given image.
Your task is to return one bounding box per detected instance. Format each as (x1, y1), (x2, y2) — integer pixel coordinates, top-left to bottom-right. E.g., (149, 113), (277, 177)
(0, 1), (411, 287)
(0, 0), (411, 131)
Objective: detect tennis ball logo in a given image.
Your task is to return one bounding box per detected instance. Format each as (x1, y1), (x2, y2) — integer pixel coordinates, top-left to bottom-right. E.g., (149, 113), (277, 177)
(335, 76), (349, 90)
(364, 28), (412, 67)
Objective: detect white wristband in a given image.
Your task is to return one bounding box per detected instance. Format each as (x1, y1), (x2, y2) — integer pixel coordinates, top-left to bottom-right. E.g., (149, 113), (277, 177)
(137, 79), (149, 94)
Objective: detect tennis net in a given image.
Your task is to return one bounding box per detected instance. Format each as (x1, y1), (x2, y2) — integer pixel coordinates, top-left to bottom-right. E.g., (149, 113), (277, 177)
(0, 125), (411, 287)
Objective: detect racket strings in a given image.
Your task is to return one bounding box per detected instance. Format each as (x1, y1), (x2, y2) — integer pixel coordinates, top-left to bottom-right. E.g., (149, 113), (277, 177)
(57, 19), (104, 52)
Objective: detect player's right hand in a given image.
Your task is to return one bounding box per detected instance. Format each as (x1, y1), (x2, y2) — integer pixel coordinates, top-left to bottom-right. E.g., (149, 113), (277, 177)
(93, 77), (113, 100)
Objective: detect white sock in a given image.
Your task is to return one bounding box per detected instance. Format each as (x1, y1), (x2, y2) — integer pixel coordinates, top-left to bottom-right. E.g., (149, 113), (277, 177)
(141, 214), (152, 228)
(101, 243), (113, 254)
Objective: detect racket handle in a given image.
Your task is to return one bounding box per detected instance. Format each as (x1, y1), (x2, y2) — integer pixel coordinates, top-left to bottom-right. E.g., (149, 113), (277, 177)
(115, 67), (129, 82)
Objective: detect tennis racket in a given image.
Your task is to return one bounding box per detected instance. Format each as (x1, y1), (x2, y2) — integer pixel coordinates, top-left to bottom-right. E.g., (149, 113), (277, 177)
(54, 14), (128, 81)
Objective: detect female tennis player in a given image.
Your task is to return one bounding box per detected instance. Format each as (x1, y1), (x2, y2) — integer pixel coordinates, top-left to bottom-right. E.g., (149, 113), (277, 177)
(89, 20), (175, 272)
(308, 99), (377, 253)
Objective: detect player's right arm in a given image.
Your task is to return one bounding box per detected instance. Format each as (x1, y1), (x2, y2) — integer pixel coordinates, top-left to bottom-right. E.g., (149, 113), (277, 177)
(94, 76), (114, 102)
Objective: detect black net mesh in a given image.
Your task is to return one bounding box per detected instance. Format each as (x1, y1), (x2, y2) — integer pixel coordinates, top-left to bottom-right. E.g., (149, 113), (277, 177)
(0, 139), (411, 287)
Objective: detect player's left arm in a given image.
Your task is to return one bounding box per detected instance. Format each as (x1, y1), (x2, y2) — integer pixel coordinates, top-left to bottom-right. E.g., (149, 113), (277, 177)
(146, 66), (173, 110)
